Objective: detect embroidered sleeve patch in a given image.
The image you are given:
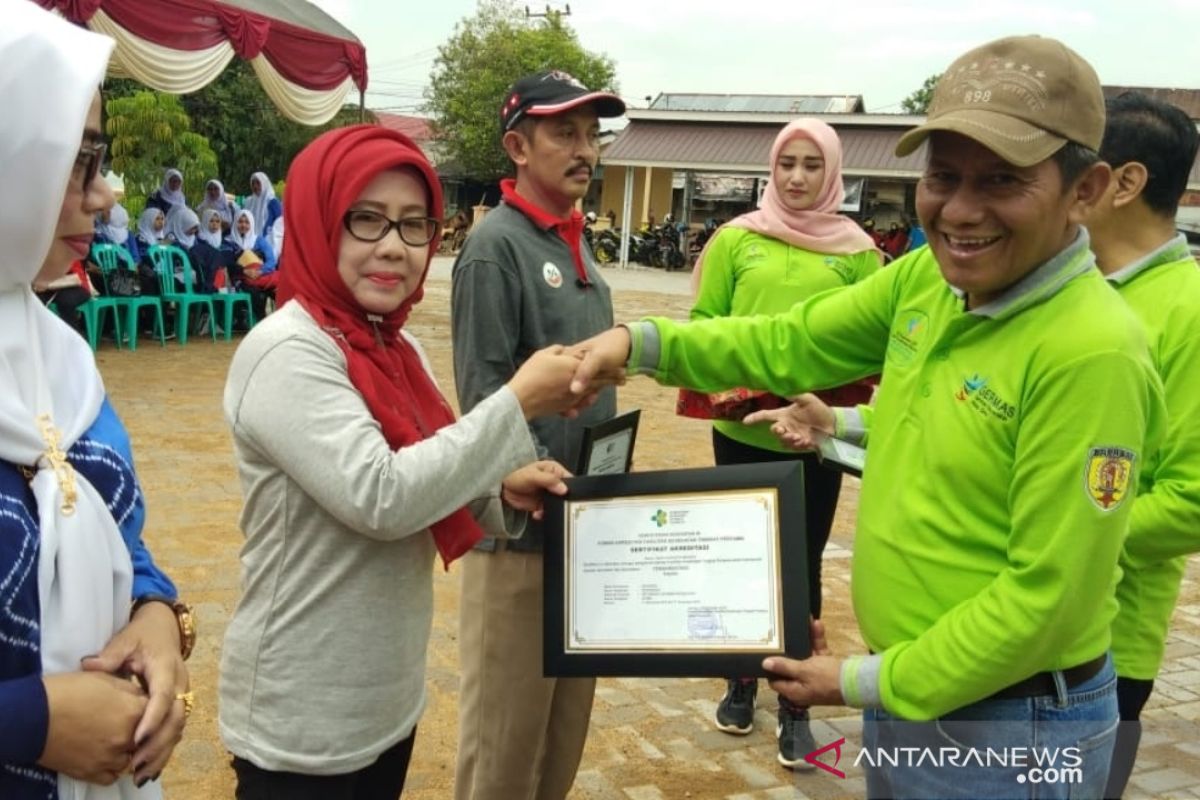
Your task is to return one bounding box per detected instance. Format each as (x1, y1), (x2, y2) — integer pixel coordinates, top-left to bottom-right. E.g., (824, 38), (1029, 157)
(1084, 446), (1135, 511)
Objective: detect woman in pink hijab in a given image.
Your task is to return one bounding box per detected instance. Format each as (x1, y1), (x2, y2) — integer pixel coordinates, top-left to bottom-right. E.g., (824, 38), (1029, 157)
(690, 119), (881, 769)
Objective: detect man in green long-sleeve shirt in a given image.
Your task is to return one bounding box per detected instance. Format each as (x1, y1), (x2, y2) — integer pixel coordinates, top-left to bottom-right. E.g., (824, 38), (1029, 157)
(570, 36), (1166, 798)
(1086, 91), (1200, 799)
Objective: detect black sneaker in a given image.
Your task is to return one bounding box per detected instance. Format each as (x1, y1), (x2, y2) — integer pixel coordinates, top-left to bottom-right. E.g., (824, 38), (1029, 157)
(714, 678), (757, 735)
(776, 704), (817, 770)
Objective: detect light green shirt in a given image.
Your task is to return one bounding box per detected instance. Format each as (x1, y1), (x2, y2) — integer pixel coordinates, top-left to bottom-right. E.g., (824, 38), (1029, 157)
(628, 232), (1165, 719)
(1107, 234), (1200, 679)
(690, 227), (880, 452)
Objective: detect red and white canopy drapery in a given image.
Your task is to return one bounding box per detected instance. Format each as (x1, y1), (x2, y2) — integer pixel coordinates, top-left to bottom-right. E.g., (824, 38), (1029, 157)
(35, 0), (367, 125)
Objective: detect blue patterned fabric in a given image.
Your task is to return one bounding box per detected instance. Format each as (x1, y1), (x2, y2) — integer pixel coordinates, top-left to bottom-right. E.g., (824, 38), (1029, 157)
(0, 397), (175, 798)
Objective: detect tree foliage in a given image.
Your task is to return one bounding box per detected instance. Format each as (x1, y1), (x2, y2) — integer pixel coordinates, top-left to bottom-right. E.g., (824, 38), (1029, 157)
(179, 60), (370, 195)
(103, 63), (370, 216)
(901, 73), (941, 115)
(425, 0), (617, 181)
(105, 91), (219, 219)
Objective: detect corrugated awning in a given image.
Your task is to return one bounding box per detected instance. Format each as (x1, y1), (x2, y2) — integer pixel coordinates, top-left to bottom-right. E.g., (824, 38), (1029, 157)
(604, 121), (929, 178)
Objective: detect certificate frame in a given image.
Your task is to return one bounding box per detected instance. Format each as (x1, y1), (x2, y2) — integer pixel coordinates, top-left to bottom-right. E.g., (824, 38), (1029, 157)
(576, 409), (640, 475)
(543, 462), (809, 677)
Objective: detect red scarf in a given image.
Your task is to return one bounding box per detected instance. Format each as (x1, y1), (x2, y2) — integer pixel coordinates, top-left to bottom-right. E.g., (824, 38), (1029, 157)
(276, 125), (483, 569)
(500, 179), (590, 285)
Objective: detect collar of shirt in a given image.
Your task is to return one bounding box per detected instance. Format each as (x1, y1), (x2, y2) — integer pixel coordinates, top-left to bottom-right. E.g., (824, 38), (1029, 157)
(500, 179), (590, 285)
(1105, 233), (1191, 287)
(948, 227), (1095, 320)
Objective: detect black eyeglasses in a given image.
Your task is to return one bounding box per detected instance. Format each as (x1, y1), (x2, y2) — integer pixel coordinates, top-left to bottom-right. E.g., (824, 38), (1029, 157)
(343, 209), (440, 246)
(72, 142), (107, 192)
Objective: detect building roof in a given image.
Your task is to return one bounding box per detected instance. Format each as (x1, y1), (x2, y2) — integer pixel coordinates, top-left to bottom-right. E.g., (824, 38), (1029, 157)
(604, 120), (927, 178)
(648, 93), (865, 114)
(374, 112), (435, 142)
(1103, 86), (1200, 121)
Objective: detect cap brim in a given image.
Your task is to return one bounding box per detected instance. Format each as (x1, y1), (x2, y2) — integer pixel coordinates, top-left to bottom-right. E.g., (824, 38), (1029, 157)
(895, 108), (1066, 168)
(526, 91), (626, 120)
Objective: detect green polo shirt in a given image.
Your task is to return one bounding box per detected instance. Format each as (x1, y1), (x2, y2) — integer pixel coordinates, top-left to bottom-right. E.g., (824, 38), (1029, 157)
(689, 227), (880, 452)
(1107, 234), (1200, 680)
(627, 233), (1165, 720)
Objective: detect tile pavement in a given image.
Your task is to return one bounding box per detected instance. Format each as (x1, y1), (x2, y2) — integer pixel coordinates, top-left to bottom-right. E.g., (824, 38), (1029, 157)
(418, 523), (1200, 799)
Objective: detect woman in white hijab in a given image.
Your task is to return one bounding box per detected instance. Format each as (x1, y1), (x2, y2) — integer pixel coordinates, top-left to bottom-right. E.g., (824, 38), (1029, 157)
(145, 169), (186, 217)
(196, 179), (237, 231)
(243, 171), (282, 238)
(135, 207), (166, 251)
(198, 208), (224, 249)
(0, 5), (191, 798)
(95, 201), (139, 263)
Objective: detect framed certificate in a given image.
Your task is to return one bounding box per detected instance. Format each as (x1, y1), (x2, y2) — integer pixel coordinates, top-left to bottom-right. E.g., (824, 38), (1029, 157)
(544, 462), (809, 677)
(576, 409), (640, 476)
(819, 436), (866, 478)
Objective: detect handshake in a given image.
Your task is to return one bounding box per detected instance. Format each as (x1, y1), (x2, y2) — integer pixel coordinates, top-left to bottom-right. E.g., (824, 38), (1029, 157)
(505, 326), (837, 453)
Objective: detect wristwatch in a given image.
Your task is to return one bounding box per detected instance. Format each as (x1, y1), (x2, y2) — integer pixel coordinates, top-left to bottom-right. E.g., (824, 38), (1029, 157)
(132, 595), (196, 661)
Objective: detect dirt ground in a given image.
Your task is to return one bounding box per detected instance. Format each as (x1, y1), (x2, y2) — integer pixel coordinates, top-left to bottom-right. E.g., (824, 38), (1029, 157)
(94, 272), (863, 799)
(96, 271), (1200, 799)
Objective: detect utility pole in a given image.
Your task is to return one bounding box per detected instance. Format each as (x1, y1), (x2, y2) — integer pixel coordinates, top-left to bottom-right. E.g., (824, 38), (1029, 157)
(525, 3), (571, 20)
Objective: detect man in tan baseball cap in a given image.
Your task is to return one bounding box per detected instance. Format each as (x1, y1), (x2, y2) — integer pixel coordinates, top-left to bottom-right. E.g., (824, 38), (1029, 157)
(566, 34), (1165, 797)
(896, 35), (1105, 166)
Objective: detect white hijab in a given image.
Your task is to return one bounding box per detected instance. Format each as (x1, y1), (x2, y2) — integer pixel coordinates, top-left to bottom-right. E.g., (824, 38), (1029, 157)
(156, 168), (186, 209)
(228, 209), (257, 252)
(197, 208), (223, 248)
(97, 202), (130, 245)
(196, 178), (234, 226)
(165, 206), (198, 249)
(243, 171), (275, 237)
(136, 207), (164, 245)
(0, 6), (157, 799)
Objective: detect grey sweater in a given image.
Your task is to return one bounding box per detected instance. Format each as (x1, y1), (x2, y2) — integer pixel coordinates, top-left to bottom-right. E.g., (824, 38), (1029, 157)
(218, 301), (536, 773)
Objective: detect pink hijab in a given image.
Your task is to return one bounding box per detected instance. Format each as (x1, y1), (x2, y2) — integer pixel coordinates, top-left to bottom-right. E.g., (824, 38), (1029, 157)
(691, 118), (877, 292)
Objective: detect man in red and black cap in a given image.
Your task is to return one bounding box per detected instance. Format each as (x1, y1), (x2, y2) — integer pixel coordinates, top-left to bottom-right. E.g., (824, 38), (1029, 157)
(450, 70), (625, 800)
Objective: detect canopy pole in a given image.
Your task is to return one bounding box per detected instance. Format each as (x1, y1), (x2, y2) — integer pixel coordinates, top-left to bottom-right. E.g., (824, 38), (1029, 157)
(359, 88), (366, 123)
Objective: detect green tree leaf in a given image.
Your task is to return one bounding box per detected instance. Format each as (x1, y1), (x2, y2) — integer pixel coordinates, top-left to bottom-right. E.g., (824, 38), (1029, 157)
(901, 73), (941, 115)
(424, 0), (617, 182)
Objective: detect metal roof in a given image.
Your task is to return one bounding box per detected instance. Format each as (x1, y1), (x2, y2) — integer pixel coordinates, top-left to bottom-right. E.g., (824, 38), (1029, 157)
(649, 93), (864, 114)
(603, 121), (928, 178)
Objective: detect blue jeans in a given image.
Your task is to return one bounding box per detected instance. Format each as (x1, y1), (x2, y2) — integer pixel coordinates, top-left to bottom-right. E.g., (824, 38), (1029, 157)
(862, 655), (1118, 799)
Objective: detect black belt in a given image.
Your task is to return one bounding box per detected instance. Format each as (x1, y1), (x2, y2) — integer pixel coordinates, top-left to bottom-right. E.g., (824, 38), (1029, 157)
(989, 654), (1107, 700)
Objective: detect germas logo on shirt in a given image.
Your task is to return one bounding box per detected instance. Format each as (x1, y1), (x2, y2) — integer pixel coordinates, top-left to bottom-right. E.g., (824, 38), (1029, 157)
(886, 309), (929, 367)
(955, 374), (1016, 421)
(823, 256), (854, 284)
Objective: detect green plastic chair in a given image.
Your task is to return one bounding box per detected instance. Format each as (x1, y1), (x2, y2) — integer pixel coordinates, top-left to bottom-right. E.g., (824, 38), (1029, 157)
(210, 274), (256, 340)
(76, 285), (124, 352)
(90, 243), (165, 350)
(147, 245), (216, 345)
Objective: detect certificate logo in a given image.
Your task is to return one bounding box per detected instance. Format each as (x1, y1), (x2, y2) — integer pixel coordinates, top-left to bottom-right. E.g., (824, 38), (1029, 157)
(650, 509), (668, 527)
(1085, 446), (1135, 511)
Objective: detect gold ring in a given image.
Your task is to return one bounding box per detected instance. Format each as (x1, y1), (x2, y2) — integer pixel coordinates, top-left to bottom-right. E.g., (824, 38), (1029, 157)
(176, 691), (195, 718)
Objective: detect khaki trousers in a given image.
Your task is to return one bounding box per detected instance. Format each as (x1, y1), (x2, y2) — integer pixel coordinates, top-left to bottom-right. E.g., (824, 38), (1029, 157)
(454, 547), (595, 800)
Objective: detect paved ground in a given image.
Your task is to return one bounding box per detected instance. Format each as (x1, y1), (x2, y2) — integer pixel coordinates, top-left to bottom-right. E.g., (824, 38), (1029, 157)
(98, 261), (1200, 799)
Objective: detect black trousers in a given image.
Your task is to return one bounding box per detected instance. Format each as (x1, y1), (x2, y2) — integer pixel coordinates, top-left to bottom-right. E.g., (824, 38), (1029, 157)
(1104, 676), (1154, 798)
(232, 730), (416, 800)
(712, 429), (843, 617)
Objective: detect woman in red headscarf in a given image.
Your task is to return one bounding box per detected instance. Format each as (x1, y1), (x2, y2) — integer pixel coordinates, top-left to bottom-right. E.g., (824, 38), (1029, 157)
(218, 125), (587, 799)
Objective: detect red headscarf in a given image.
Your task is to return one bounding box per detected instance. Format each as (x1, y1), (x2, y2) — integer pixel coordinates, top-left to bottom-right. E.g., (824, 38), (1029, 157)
(276, 125), (482, 569)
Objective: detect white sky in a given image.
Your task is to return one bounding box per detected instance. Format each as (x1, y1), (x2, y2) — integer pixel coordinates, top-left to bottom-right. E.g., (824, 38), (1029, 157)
(311, 0), (1200, 116)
